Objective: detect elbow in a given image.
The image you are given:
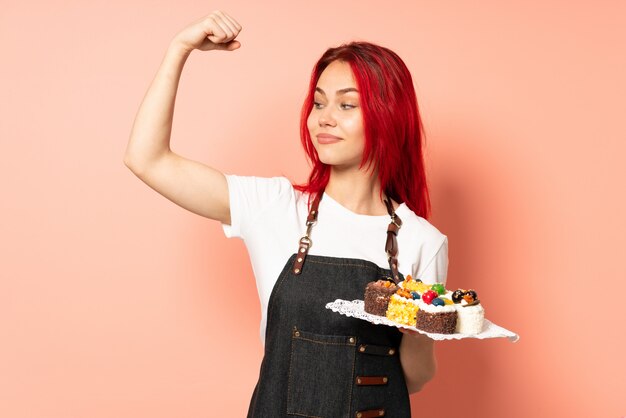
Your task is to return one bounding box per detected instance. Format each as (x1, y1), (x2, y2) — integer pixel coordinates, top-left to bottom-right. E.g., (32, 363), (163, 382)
(405, 360), (437, 394)
(123, 156), (133, 170)
(123, 153), (135, 169)
(406, 376), (434, 395)
(406, 378), (430, 394)
(407, 382), (424, 395)
(123, 148), (169, 175)
(123, 154), (144, 175)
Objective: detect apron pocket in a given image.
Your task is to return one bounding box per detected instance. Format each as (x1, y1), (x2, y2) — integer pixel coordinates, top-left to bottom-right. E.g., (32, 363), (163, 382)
(287, 327), (356, 418)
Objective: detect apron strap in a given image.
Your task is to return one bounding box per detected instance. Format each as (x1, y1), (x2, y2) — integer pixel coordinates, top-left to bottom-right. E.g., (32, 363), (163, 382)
(292, 190), (403, 282)
(384, 196), (402, 283)
(292, 190), (323, 274)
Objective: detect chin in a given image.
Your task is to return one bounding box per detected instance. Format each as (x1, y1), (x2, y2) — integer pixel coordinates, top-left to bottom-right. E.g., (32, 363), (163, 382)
(316, 152), (349, 167)
(320, 158), (364, 171)
(314, 144), (363, 168)
(317, 154), (338, 165)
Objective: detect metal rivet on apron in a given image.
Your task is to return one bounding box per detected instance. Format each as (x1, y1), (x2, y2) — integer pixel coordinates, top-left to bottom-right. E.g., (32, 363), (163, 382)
(357, 378), (362, 384)
(294, 268), (300, 273)
(359, 346), (365, 352)
(297, 257), (302, 262)
(349, 337), (355, 344)
(378, 410), (385, 416)
(294, 331), (300, 337)
(382, 377), (388, 383)
(356, 413), (362, 418)
(299, 247), (306, 253)
(388, 348), (395, 355)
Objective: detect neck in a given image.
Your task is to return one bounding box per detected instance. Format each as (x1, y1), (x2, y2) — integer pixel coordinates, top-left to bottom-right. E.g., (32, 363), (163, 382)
(324, 164), (395, 216)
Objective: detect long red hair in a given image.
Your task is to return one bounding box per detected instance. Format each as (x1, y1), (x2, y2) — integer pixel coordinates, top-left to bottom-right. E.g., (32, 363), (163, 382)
(293, 41), (431, 219)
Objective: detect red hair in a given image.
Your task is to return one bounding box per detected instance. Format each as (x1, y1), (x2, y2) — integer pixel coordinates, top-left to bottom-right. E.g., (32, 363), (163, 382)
(293, 41), (431, 219)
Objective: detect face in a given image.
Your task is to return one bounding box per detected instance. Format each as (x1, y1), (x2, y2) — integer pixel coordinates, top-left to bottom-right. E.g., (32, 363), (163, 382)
(307, 60), (366, 170)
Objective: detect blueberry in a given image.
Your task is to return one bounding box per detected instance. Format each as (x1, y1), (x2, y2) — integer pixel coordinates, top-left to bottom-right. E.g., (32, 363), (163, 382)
(411, 291), (420, 300)
(432, 298), (445, 306)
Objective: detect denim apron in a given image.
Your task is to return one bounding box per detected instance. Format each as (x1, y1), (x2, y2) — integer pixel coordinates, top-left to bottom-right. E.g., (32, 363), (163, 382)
(247, 191), (411, 418)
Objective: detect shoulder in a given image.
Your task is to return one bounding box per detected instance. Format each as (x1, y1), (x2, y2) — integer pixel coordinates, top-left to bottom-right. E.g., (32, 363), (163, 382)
(397, 207), (448, 283)
(222, 174), (306, 239)
(397, 205), (447, 247)
(225, 174), (299, 205)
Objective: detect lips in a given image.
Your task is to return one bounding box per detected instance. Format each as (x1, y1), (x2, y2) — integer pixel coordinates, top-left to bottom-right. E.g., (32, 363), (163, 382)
(316, 134), (342, 144)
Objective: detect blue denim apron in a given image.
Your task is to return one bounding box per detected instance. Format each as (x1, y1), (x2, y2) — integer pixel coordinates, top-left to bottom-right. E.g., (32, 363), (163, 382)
(247, 192), (411, 418)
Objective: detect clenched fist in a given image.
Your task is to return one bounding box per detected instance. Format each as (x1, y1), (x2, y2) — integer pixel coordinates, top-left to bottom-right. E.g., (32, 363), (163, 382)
(173, 10), (242, 53)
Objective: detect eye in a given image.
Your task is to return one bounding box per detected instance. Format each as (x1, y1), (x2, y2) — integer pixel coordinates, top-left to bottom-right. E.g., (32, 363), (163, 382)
(313, 101), (323, 109)
(341, 103), (356, 109)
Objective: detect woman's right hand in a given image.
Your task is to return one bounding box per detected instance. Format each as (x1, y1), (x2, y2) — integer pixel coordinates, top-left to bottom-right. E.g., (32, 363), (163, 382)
(172, 10), (242, 53)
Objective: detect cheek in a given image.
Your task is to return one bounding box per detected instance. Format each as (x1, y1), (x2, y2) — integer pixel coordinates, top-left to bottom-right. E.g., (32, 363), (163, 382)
(306, 113), (320, 151)
(345, 115), (365, 139)
(306, 112), (316, 133)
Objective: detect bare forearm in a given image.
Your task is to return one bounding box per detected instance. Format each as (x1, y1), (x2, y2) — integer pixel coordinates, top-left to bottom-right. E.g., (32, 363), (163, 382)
(124, 40), (192, 169)
(399, 332), (437, 393)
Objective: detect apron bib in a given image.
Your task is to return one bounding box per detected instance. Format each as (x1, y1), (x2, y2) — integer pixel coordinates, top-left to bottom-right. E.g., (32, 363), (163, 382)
(247, 192), (411, 418)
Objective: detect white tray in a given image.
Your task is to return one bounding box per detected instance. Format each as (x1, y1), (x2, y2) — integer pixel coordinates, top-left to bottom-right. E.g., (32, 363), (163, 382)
(325, 299), (519, 342)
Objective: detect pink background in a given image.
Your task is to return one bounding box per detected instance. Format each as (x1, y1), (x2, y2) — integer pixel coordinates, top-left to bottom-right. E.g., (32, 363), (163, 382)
(2, 1), (625, 417)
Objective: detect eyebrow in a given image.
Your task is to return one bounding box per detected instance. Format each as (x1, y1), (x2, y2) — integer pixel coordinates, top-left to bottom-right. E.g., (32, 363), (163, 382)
(315, 87), (359, 96)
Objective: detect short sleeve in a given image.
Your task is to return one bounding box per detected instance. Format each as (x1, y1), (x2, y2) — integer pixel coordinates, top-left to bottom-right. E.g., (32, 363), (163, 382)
(413, 236), (448, 285)
(221, 174), (292, 239)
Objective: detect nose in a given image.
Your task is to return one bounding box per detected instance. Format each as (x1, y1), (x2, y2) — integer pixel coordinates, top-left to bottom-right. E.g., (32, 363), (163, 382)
(318, 104), (337, 127)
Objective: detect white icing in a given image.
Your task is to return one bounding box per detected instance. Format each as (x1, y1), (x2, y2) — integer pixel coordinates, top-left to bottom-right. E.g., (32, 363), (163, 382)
(417, 300), (456, 313)
(454, 303), (485, 334)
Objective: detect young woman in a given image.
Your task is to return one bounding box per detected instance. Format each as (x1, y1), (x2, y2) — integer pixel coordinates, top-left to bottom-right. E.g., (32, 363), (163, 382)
(125, 10), (448, 417)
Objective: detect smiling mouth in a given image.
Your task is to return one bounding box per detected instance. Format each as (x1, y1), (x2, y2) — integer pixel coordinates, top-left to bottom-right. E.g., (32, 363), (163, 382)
(317, 135), (342, 144)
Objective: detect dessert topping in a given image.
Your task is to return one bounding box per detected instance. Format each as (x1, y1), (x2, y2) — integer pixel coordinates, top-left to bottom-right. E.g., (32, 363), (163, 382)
(463, 289), (478, 304)
(422, 290), (438, 305)
(452, 289), (466, 303)
(431, 283), (446, 296)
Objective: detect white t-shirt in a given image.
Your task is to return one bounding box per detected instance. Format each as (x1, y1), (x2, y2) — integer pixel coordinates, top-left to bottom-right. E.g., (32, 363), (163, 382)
(220, 174), (449, 345)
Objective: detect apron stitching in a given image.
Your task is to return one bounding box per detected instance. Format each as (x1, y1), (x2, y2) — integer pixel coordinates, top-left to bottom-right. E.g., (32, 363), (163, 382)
(294, 336), (355, 346)
(306, 259), (380, 271)
(286, 332), (355, 418)
(286, 333), (296, 415)
(348, 343), (356, 418)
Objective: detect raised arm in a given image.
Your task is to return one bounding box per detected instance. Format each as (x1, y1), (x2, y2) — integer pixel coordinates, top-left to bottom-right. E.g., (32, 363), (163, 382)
(123, 10), (242, 225)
